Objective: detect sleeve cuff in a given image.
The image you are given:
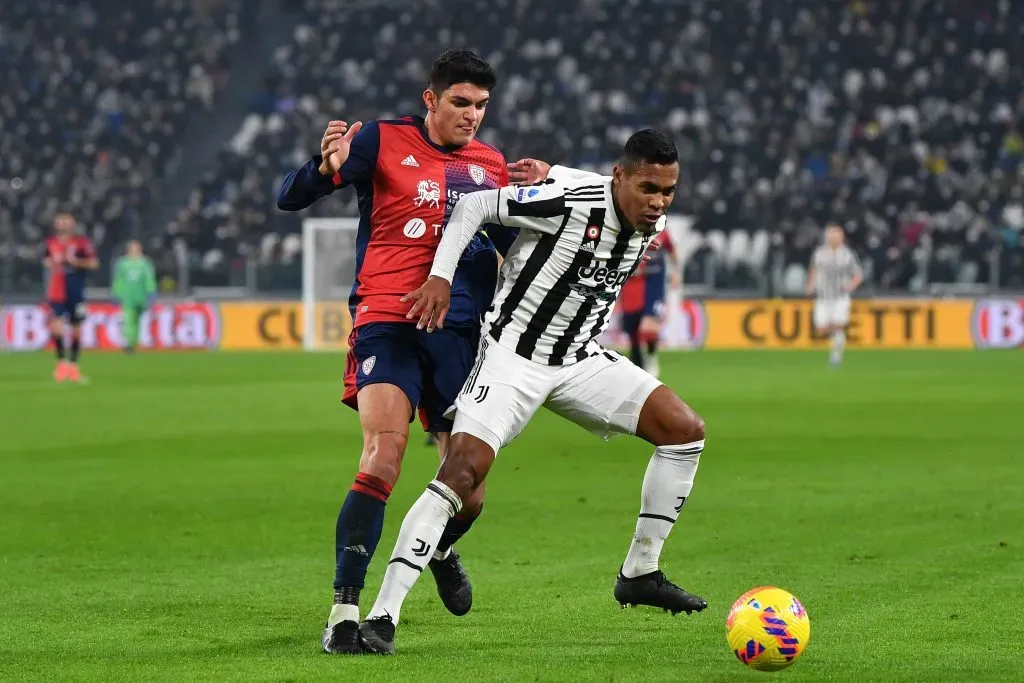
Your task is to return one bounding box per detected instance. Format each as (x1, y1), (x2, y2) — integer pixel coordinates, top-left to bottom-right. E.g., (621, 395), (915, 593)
(311, 155), (342, 188)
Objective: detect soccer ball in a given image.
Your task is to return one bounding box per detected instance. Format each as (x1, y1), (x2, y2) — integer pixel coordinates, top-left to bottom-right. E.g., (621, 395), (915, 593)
(726, 586), (810, 671)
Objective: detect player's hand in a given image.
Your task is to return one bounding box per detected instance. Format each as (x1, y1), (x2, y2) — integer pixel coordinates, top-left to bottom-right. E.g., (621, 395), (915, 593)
(402, 276), (451, 332)
(639, 315), (661, 337)
(319, 120), (363, 176)
(507, 158), (551, 185)
(642, 238), (661, 262)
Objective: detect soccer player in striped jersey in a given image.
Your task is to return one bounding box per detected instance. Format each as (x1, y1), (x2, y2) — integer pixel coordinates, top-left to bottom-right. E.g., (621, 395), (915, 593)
(358, 130), (708, 654)
(806, 224), (862, 366)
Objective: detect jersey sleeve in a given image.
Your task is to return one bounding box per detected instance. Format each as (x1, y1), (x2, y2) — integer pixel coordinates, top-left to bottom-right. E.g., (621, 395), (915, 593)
(482, 161), (519, 257)
(548, 164), (604, 182)
(112, 258), (126, 298)
(276, 121), (380, 211)
(144, 259), (158, 294)
(79, 237), (97, 259)
(849, 250), (863, 277)
(334, 120), (380, 188)
(494, 180), (568, 235)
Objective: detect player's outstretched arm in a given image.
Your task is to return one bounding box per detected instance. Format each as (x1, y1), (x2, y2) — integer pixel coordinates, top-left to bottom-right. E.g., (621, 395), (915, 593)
(277, 120), (373, 211)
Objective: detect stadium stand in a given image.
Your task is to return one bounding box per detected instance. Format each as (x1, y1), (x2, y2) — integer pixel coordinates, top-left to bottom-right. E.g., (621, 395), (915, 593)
(0, 0), (245, 292)
(3, 0), (1022, 293)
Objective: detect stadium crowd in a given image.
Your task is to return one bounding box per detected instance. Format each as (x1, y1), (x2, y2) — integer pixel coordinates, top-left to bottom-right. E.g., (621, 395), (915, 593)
(3, 0), (1023, 293)
(0, 0), (245, 291)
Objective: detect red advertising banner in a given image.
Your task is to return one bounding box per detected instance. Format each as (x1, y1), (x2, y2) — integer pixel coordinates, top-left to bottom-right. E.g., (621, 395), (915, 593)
(971, 298), (1024, 349)
(0, 302), (222, 351)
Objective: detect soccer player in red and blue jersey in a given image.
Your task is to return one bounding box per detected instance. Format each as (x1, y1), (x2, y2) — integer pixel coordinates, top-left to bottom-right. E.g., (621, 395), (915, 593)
(276, 49), (515, 655)
(44, 212), (98, 382)
(619, 231), (676, 377)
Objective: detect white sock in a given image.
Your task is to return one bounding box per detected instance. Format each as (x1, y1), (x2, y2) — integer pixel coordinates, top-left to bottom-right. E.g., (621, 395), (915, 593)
(366, 480), (462, 625)
(432, 547), (452, 562)
(621, 441), (704, 579)
(831, 329), (846, 362)
(327, 603), (359, 627)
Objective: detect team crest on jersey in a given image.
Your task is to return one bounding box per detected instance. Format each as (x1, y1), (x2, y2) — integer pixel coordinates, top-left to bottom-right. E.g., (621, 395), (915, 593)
(468, 164), (486, 185)
(579, 223), (603, 254)
(413, 180), (441, 208)
(362, 356), (376, 375)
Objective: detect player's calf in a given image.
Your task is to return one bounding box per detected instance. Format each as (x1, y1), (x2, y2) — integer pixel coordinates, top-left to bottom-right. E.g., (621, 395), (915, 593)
(360, 433), (496, 652)
(327, 384), (410, 643)
(616, 385), (708, 614)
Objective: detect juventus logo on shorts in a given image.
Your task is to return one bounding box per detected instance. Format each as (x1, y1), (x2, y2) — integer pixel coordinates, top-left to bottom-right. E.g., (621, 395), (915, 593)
(472, 385), (490, 403)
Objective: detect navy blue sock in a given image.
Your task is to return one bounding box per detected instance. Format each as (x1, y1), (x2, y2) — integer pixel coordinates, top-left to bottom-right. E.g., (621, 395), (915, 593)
(437, 506), (482, 555)
(629, 338), (643, 367)
(53, 335), (65, 360)
(333, 472), (392, 603)
(69, 335), (81, 363)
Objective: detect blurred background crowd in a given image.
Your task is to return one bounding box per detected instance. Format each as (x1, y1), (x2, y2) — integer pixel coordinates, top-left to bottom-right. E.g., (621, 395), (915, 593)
(2, 0), (1022, 295)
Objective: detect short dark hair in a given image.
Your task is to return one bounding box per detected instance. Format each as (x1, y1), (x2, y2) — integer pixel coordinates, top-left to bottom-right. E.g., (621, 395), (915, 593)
(622, 129), (679, 170)
(429, 49), (496, 93)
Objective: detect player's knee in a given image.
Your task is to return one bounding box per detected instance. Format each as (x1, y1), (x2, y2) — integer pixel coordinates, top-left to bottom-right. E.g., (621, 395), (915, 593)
(639, 387), (706, 446)
(437, 434), (492, 503)
(359, 430), (408, 487)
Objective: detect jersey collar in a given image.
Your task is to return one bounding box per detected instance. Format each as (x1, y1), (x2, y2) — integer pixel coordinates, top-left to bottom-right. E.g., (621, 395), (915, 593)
(411, 115), (464, 154)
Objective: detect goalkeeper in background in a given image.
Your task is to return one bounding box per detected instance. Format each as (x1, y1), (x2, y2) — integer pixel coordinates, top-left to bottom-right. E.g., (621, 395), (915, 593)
(112, 239), (157, 353)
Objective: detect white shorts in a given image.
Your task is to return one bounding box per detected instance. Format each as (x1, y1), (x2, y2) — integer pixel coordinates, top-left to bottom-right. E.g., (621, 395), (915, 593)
(447, 339), (663, 455)
(813, 297), (851, 329)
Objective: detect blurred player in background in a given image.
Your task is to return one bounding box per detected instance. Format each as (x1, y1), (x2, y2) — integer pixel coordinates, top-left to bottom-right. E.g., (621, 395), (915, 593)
(113, 239), (158, 354)
(44, 212), (98, 382)
(806, 224), (863, 366)
(618, 230), (677, 378)
(360, 131), (708, 654)
(276, 49), (516, 654)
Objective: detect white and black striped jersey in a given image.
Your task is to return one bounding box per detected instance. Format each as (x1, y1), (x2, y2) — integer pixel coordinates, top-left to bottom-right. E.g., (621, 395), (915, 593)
(810, 244), (861, 300)
(478, 174), (663, 366)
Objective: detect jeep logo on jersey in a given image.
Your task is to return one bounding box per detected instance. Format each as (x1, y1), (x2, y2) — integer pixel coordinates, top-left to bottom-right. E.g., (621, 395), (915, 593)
(403, 218), (427, 239)
(577, 262), (630, 289)
(468, 164), (486, 185)
(413, 179), (441, 208)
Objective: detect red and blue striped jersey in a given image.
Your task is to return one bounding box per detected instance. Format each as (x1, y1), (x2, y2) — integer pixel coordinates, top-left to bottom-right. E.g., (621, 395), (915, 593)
(45, 235), (96, 303)
(278, 116), (514, 329)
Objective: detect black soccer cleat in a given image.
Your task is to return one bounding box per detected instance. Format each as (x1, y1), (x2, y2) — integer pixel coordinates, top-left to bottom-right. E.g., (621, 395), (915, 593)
(359, 615), (396, 655)
(614, 569), (708, 615)
(429, 551), (473, 616)
(322, 619), (363, 655)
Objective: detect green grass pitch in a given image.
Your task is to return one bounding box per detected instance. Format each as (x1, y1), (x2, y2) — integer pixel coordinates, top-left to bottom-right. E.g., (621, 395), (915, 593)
(1, 350), (1022, 682)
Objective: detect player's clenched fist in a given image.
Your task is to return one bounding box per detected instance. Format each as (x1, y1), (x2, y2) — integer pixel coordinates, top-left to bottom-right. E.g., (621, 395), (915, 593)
(402, 276), (451, 332)
(318, 120), (363, 176)
(506, 158), (551, 185)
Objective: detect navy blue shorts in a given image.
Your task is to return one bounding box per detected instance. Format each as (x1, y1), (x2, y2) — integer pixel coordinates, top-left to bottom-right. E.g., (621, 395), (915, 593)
(342, 322), (479, 433)
(49, 299), (86, 324)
